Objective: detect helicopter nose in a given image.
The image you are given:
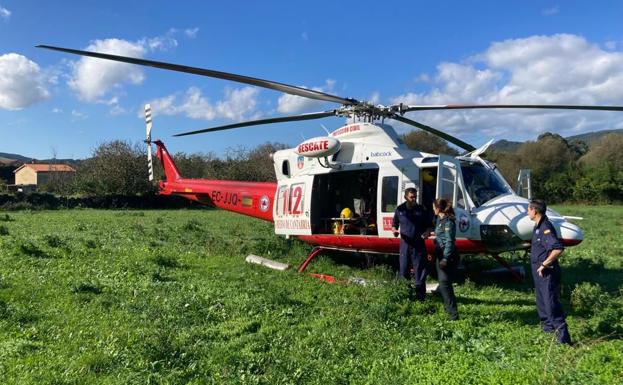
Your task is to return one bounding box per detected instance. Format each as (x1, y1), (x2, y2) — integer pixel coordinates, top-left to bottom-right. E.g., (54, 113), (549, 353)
(547, 214), (584, 246)
(475, 195), (584, 246)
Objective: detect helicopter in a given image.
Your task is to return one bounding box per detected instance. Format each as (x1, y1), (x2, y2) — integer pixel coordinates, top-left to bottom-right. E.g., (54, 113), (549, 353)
(38, 44), (623, 279)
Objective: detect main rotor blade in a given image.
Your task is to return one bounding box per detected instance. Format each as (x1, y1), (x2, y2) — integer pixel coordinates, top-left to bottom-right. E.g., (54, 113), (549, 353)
(174, 111), (337, 137)
(37, 45), (358, 106)
(390, 114), (476, 152)
(399, 104), (623, 113)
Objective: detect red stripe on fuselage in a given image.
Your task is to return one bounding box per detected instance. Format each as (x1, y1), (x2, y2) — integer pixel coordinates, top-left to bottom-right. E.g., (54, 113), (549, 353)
(296, 235), (488, 255)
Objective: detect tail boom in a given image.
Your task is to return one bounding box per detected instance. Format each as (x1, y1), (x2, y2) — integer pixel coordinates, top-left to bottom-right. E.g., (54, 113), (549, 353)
(153, 140), (275, 222)
(159, 178), (276, 222)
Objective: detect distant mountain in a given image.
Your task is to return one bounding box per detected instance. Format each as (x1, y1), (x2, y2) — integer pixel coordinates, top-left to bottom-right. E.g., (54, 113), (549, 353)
(490, 128), (623, 152)
(565, 129), (623, 147)
(0, 152), (33, 163)
(0, 152), (80, 165)
(489, 139), (523, 152)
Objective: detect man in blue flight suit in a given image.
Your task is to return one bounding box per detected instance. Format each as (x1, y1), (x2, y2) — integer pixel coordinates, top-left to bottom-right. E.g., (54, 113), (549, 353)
(528, 199), (571, 345)
(392, 187), (430, 301)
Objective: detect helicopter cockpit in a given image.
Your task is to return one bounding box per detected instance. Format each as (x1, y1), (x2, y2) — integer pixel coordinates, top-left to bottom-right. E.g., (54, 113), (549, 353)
(459, 159), (513, 207)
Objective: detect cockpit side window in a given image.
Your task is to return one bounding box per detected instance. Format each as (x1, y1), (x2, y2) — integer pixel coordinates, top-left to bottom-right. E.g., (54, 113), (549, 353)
(461, 161), (511, 207)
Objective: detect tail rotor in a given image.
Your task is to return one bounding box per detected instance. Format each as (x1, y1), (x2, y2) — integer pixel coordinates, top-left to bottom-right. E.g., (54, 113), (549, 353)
(144, 104), (154, 181)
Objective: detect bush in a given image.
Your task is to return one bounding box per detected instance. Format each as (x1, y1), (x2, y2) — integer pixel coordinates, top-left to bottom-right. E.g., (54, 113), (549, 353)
(571, 282), (607, 316)
(573, 283), (623, 338)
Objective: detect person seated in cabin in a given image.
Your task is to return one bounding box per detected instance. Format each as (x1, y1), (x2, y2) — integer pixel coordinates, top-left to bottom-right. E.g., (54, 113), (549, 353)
(338, 207), (364, 235)
(354, 184), (377, 234)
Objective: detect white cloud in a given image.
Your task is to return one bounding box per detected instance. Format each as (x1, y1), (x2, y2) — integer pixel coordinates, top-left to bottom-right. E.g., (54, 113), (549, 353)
(68, 38), (146, 102)
(0, 53), (49, 110)
(0, 6), (10, 21)
(140, 35), (178, 51)
(277, 79), (335, 114)
(390, 34), (623, 142)
(185, 28), (199, 38)
(52, 108), (62, 113)
(145, 86), (260, 121)
(108, 105), (126, 116)
(65, 29), (199, 103)
(541, 6), (559, 16)
(71, 109), (87, 120)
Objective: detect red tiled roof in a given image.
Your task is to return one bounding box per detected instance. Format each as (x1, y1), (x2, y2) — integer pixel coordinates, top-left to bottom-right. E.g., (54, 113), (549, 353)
(14, 163), (76, 173)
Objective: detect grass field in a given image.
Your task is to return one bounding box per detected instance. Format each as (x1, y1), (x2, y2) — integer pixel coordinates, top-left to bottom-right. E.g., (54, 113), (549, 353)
(0, 206), (621, 384)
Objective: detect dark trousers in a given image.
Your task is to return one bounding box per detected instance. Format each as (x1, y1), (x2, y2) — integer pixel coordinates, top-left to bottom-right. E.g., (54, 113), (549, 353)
(435, 248), (458, 320)
(399, 239), (427, 300)
(531, 263), (571, 344)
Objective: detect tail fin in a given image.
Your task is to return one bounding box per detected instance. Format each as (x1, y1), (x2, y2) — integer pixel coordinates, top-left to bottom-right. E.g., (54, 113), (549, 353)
(144, 104), (154, 181)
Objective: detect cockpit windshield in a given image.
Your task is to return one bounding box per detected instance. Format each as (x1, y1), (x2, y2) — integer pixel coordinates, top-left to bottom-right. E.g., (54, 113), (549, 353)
(460, 160), (511, 207)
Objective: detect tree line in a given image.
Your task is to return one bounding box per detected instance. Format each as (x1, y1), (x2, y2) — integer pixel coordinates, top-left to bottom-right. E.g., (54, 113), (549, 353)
(2, 130), (622, 204)
(12, 140), (286, 197)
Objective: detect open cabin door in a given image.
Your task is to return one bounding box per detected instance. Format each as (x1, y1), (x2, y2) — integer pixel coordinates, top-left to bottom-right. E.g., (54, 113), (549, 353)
(377, 164), (402, 237)
(376, 162), (420, 237)
(436, 155), (474, 239)
(273, 175), (314, 236)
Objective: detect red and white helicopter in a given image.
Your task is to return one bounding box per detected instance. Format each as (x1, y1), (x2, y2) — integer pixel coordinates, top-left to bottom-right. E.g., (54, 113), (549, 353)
(39, 45), (623, 278)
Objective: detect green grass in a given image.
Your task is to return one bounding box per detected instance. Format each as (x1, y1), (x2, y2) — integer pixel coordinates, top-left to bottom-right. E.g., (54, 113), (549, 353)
(0, 206), (621, 384)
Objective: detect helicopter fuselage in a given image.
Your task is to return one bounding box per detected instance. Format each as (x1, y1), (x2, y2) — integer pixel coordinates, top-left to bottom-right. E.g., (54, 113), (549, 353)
(154, 122), (583, 257)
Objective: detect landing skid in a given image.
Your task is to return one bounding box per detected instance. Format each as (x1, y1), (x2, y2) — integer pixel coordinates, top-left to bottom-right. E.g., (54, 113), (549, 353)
(298, 246), (328, 273)
(489, 253), (525, 282)
(299, 247), (526, 283)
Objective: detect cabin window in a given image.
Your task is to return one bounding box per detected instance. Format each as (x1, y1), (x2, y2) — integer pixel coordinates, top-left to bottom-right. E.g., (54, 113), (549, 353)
(282, 160), (290, 177)
(381, 176), (398, 212)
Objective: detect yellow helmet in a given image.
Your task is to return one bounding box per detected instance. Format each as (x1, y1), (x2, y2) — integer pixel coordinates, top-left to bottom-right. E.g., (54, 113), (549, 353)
(340, 207), (353, 218)
(422, 169), (434, 183)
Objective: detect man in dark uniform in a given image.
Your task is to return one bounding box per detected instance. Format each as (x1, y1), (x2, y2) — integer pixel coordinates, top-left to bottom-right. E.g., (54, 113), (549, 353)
(528, 199), (571, 344)
(392, 187), (430, 300)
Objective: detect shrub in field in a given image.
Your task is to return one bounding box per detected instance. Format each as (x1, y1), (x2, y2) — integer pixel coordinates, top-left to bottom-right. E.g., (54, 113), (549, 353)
(18, 241), (48, 258)
(573, 283), (623, 338)
(71, 281), (103, 295)
(0, 224), (8, 235)
(1, 201), (34, 210)
(153, 254), (180, 268)
(0, 298), (9, 319)
(0, 213), (14, 221)
(584, 297), (623, 338)
(82, 239), (98, 249)
(571, 282), (607, 316)
(182, 219), (203, 231)
(43, 234), (65, 248)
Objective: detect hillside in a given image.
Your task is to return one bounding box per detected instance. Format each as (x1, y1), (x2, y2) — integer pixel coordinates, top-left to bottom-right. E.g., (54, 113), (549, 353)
(0, 152), (33, 163)
(490, 128), (623, 152)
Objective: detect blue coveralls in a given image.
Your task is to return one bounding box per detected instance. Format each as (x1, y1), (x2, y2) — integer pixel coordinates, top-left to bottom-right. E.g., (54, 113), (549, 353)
(531, 215), (571, 344)
(393, 202), (429, 300)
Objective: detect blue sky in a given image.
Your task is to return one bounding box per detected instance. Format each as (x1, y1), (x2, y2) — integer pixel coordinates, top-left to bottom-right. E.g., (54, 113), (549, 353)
(1, 1), (623, 159)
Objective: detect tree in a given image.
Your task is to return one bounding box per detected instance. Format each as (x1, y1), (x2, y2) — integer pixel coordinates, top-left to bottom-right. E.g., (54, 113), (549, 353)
(486, 150), (522, 189)
(576, 133), (623, 202)
(511, 133), (581, 201)
(173, 151), (220, 179)
(402, 130), (459, 155)
(73, 140), (155, 195)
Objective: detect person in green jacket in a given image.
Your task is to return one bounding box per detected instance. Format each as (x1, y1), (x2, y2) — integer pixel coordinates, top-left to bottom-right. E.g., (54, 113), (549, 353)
(432, 198), (459, 320)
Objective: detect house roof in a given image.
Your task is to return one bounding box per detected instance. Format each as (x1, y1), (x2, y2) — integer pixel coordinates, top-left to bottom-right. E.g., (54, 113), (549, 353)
(13, 163), (76, 173)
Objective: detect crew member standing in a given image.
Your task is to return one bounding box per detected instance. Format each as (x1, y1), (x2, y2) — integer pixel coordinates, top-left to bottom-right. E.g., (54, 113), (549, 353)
(528, 199), (571, 344)
(392, 187), (429, 300)
(432, 198), (459, 320)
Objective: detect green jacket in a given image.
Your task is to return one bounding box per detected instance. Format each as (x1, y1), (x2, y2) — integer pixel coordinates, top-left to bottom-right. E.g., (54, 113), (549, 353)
(434, 215), (456, 259)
